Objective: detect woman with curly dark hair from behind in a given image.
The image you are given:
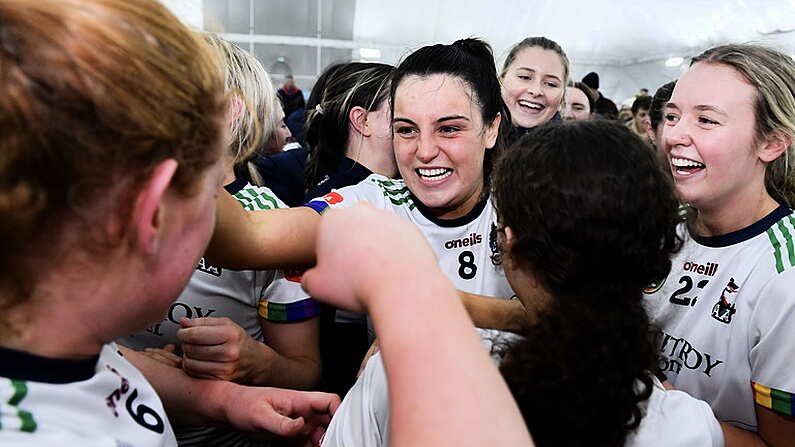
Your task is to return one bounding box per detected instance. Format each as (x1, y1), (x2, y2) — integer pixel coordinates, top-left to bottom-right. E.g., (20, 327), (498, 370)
(495, 120), (723, 446)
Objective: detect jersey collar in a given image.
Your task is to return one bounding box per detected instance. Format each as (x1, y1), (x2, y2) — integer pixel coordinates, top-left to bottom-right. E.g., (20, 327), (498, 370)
(690, 205), (792, 248)
(414, 193), (490, 228)
(0, 345), (98, 383)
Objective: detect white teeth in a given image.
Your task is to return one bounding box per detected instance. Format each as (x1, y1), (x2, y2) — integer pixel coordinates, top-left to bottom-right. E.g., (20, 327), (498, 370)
(671, 157), (705, 168)
(418, 168), (452, 180)
(518, 100), (543, 110)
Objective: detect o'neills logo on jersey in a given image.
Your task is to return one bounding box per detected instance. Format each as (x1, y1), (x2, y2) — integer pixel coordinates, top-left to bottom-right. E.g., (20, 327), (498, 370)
(682, 261), (718, 276)
(444, 233), (482, 249)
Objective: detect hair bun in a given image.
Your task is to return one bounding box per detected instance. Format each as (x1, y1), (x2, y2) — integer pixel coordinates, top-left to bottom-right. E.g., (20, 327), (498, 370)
(452, 38), (494, 62)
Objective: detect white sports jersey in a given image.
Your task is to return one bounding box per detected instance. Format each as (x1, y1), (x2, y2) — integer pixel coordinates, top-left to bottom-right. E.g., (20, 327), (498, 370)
(0, 343), (175, 447)
(644, 206), (795, 430)
(120, 181), (318, 447)
(121, 182), (319, 350)
(322, 333), (721, 447)
(306, 174), (513, 299)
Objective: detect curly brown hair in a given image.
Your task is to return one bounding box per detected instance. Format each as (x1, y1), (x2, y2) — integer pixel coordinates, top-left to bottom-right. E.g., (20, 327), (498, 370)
(493, 120), (681, 446)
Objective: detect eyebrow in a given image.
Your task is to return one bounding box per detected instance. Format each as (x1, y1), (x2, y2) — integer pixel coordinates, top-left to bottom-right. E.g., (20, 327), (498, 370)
(437, 115), (469, 123)
(516, 67), (562, 82)
(392, 115), (470, 125)
(664, 101), (728, 116)
(694, 105), (728, 116)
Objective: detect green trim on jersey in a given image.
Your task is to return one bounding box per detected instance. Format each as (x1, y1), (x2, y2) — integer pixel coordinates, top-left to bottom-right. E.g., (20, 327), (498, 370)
(370, 178), (415, 210)
(2, 380), (37, 433)
(234, 187), (281, 211)
(767, 216), (795, 274)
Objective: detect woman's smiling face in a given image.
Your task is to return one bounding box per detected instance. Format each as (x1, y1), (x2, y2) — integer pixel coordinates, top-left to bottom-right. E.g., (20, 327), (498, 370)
(392, 74), (500, 220)
(500, 46), (565, 129)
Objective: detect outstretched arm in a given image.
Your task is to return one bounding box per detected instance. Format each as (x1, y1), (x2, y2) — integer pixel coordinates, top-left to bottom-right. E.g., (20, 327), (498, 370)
(205, 192), (320, 270)
(303, 205), (534, 447)
(122, 345), (338, 442)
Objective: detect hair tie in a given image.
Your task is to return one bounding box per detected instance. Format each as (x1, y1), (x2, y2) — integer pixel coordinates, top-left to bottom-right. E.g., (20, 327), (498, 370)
(315, 104), (324, 115)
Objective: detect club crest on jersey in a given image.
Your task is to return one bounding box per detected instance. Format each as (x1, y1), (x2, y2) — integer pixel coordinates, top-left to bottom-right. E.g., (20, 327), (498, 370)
(711, 277), (738, 324)
(488, 223), (502, 265)
(196, 257), (221, 276)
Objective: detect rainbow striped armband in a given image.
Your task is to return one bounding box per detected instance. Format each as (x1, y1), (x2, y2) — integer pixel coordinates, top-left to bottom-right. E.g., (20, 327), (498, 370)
(752, 381), (795, 416)
(259, 298), (322, 322)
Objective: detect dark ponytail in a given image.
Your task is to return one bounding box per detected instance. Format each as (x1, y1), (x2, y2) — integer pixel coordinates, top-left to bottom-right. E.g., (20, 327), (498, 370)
(303, 62), (393, 192)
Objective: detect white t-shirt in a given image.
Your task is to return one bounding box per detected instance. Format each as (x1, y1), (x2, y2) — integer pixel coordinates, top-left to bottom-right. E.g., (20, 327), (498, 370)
(644, 206), (795, 430)
(322, 334), (722, 447)
(306, 174), (513, 299)
(0, 343), (176, 447)
(120, 181), (319, 447)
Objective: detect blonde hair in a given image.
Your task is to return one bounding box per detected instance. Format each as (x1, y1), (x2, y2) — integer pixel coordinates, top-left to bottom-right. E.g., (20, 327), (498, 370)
(692, 44), (795, 207)
(0, 0), (226, 304)
(203, 33), (278, 165)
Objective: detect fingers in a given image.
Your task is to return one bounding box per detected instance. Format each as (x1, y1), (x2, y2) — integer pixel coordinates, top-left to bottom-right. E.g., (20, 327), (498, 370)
(177, 321), (240, 346)
(295, 391), (341, 417)
(268, 389), (340, 420)
(179, 316), (233, 328)
(181, 342), (239, 362)
(181, 355), (235, 380)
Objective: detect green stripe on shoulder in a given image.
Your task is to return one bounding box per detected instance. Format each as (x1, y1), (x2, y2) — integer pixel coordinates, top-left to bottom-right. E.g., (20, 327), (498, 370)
(4, 380), (37, 433)
(234, 188), (282, 210)
(777, 219), (795, 267)
(767, 228), (785, 274)
(767, 216), (795, 274)
(366, 177), (415, 209)
(8, 380), (27, 407)
(371, 178), (409, 194)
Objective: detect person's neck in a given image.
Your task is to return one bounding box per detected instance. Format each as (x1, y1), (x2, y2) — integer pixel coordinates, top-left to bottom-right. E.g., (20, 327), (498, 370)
(0, 256), (129, 359)
(2, 293), (105, 360)
(345, 139), (396, 178)
(694, 189), (780, 237)
(223, 163), (236, 186)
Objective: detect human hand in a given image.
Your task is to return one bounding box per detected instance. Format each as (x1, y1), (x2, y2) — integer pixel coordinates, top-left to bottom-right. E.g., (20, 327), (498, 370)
(223, 385), (340, 446)
(176, 317), (261, 382)
(141, 344), (183, 368)
(302, 204), (438, 314)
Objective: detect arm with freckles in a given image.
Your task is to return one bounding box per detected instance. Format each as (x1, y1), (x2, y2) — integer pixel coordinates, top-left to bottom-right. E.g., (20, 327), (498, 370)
(120, 345), (339, 440)
(204, 192), (320, 270)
